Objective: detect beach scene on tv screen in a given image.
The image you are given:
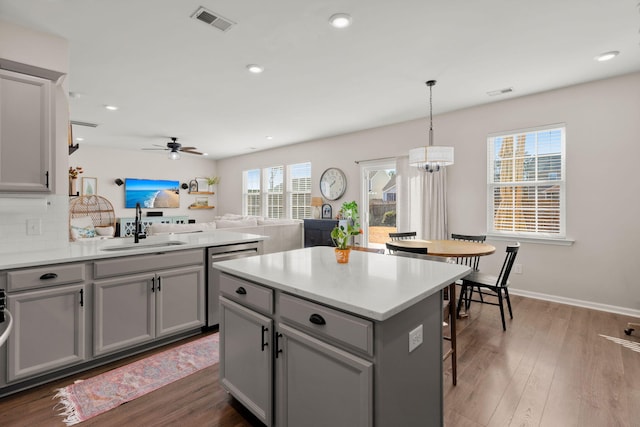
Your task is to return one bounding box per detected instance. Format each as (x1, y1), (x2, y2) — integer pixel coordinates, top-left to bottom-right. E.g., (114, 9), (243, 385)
(125, 178), (180, 208)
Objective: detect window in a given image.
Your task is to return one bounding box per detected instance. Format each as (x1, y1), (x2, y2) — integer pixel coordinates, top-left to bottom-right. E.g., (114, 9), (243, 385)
(264, 166), (284, 218)
(243, 163), (312, 219)
(243, 169), (261, 216)
(487, 124), (566, 239)
(288, 162), (312, 219)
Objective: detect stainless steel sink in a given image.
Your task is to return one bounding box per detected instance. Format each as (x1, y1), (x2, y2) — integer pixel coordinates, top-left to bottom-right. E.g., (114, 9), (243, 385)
(100, 241), (187, 251)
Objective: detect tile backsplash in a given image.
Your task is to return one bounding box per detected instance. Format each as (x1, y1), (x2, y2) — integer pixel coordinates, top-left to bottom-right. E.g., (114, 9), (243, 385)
(0, 195), (69, 254)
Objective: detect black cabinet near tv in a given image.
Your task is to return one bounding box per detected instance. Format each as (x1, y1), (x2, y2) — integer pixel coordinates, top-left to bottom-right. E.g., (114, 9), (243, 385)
(303, 219), (338, 247)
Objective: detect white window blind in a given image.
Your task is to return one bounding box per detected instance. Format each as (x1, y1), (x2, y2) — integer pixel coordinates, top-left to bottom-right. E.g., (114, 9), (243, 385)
(487, 124), (566, 238)
(264, 165), (284, 218)
(242, 169), (261, 216)
(288, 162), (311, 219)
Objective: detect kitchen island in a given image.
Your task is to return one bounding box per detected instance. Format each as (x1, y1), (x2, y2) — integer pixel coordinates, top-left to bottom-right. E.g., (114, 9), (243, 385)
(214, 246), (471, 427)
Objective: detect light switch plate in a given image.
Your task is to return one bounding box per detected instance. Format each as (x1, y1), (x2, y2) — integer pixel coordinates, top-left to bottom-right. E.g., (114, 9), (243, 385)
(26, 218), (42, 235)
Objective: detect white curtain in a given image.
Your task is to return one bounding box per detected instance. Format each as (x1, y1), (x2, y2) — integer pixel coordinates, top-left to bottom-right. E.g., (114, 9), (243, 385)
(396, 156), (448, 240)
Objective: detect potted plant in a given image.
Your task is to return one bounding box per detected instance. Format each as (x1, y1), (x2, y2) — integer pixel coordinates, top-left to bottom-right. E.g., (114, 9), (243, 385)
(330, 201), (362, 263)
(206, 176), (219, 192)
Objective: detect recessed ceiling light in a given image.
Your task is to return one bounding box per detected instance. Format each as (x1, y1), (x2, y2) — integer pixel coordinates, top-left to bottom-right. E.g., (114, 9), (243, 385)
(104, 105), (119, 111)
(266, 136), (273, 140)
(69, 91), (83, 99)
(202, 153), (209, 156)
(246, 64), (264, 74)
(75, 137), (84, 142)
(594, 51), (619, 62)
(329, 13), (352, 29)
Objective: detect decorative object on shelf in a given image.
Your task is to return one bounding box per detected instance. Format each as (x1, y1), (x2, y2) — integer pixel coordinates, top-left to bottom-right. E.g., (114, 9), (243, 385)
(206, 176), (219, 192)
(188, 180), (198, 193)
(81, 177), (97, 196)
(409, 80), (454, 173)
(320, 167), (347, 200)
(311, 197), (323, 219)
(196, 177), (209, 192)
(69, 166), (83, 196)
(195, 197), (208, 207)
(321, 203), (332, 219)
(180, 182), (189, 190)
(330, 201), (362, 262)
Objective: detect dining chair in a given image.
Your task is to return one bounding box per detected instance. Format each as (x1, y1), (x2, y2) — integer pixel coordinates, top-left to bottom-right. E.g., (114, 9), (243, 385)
(388, 231), (417, 240)
(390, 249), (458, 385)
(451, 234), (486, 306)
(386, 231), (419, 254)
(456, 243), (520, 331)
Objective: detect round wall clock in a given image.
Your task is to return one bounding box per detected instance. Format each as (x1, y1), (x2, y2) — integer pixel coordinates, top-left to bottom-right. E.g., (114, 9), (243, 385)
(320, 167), (347, 201)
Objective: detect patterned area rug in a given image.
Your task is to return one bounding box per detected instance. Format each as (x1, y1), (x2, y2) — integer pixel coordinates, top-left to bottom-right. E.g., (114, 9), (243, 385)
(53, 333), (219, 426)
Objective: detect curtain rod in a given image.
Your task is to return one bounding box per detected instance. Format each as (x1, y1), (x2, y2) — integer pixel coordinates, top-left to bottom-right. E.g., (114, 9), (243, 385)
(354, 156), (395, 164)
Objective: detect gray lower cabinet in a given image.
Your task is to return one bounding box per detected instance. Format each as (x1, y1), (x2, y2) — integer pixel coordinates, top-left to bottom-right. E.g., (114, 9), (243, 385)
(6, 284), (86, 382)
(219, 273), (373, 427)
(220, 297), (273, 426)
(276, 323), (372, 427)
(94, 265), (204, 356)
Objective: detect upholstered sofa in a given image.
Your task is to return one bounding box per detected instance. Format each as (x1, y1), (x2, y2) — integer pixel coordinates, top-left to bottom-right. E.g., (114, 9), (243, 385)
(147, 214), (303, 254)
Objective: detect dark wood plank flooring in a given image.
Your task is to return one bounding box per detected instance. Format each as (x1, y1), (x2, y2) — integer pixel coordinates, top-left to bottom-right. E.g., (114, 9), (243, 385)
(0, 295), (638, 426)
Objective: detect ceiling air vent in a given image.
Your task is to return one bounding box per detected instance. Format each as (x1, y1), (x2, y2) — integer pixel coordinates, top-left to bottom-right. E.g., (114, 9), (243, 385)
(191, 6), (235, 32)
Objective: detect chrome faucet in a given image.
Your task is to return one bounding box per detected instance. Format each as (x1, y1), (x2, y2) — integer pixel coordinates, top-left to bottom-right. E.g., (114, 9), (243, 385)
(134, 202), (146, 243)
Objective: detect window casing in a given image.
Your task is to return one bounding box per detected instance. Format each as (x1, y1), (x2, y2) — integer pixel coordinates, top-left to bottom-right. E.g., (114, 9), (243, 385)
(242, 169), (261, 216)
(288, 162), (311, 219)
(487, 124), (566, 239)
(242, 162), (312, 219)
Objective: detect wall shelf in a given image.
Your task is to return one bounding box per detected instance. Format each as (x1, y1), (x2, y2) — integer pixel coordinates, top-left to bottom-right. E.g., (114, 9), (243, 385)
(188, 191), (215, 195)
(188, 205), (215, 210)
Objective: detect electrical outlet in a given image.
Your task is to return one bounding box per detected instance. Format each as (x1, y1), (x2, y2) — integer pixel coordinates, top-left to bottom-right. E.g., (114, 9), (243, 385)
(514, 263), (523, 274)
(408, 324), (423, 353)
(26, 218), (42, 236)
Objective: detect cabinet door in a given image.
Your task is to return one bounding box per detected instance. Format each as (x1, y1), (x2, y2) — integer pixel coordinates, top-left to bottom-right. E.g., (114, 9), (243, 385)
(156, 265), (205, 337)
(220, 297), (273, 426)
(94, 273), (155, 356)
(0, 69), (52, 192)
(7, 284), (86, 381)
(276, 323), (373, 427)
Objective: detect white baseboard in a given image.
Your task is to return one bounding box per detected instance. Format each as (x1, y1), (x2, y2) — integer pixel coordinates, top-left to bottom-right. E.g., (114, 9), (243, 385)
(508, 288), (640, 319)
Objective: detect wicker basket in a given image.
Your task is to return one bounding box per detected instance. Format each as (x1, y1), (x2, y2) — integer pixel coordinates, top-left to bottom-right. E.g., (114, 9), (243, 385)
(69, 195), (116, 240)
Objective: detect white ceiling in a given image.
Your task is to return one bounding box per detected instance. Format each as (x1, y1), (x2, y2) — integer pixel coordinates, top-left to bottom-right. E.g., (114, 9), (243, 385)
(1, 0), (639, 159)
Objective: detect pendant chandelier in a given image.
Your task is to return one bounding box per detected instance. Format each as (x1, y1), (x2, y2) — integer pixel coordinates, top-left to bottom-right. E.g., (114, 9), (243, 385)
(409, 80), (454, 173)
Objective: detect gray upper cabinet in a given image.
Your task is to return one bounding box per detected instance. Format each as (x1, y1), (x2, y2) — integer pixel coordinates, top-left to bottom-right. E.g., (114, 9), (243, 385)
(0, 69), (54, 193)
(7, 284), (86, 382)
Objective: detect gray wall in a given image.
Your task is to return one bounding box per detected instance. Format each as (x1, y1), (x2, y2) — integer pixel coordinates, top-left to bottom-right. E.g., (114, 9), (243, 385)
(216, 72), (640, 316)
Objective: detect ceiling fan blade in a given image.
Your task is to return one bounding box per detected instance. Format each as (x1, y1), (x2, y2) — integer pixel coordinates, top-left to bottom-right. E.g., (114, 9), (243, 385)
(180, 146), (198, 150)
(142, 147), (168, 151)
(182, 149), (204, 155)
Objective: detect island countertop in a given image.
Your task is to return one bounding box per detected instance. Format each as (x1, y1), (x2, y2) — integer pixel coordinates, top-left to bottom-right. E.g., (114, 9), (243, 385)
(213, 246), (471, 321)
(0, 230), (267, 270)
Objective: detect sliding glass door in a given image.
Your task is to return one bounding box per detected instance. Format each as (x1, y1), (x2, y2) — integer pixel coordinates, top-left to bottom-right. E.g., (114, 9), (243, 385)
(359, 160), (397, 249)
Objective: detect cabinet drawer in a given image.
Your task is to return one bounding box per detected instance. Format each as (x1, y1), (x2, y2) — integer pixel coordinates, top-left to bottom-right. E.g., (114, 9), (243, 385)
(279, 293), (373, 356)
(94, 249), (203, 279)
(219, 274), (273, 315)
(7, 263), (85, 292)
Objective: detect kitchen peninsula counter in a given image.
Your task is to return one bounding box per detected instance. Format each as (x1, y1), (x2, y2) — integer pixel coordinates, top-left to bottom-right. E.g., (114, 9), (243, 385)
(0, 230), (266, 270)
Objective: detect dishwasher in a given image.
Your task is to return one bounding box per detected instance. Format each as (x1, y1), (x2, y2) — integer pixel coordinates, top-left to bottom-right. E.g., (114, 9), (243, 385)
(207, 241), (262, 326)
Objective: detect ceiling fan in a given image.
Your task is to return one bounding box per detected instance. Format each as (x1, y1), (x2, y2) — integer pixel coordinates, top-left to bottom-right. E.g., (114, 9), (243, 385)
(143, 137), (204, 159)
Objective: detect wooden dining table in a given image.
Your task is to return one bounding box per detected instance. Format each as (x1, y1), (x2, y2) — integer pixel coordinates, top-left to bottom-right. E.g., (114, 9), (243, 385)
(385, 239), (496, 257)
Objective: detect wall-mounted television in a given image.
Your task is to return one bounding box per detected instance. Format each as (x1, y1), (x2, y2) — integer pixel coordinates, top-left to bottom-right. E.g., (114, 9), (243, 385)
(124, 178), (180, 208)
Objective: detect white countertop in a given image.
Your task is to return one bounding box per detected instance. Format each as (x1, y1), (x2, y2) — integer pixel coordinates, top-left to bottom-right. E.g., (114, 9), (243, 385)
(0, 231), (267, 270)
(213, 246), (471, 321)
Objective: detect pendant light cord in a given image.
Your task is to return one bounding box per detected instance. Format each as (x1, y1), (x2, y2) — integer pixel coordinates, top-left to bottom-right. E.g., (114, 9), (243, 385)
(426, 80), (436, 147)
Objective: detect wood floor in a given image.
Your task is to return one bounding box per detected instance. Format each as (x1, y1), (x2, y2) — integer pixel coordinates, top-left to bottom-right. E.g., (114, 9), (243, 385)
(0, 295), (638, 426)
